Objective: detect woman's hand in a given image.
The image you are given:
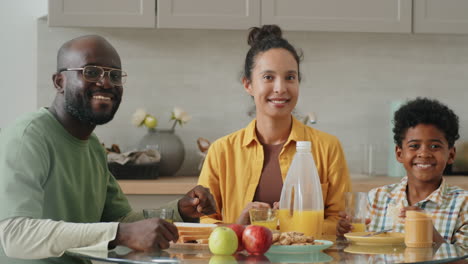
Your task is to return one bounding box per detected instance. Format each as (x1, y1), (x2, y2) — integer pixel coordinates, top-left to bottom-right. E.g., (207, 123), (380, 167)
(272, 202), (279, 210)
(236, 202), (271, 225)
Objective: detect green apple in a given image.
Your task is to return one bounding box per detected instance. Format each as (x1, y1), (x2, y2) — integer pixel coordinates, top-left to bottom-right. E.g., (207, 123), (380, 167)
(144, 115), (158, 129)
(208, 227), (238, 255)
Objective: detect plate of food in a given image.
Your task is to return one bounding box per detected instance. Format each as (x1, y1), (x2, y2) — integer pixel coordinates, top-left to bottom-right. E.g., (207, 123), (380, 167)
(344, 231), (405, 246)
(267, 231), (333, 254)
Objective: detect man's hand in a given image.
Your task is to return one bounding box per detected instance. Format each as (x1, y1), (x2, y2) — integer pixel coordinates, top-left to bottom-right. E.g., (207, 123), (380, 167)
(178, 185), (216, 222)
(236, 202), (271, 225)
(109, 218), (179, 251)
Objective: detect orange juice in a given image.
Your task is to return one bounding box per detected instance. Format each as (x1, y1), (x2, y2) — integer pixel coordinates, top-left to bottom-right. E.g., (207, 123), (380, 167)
(251, 220), (277, 230)
(278, 209), (324, 238)
(351, 223), (366, 232)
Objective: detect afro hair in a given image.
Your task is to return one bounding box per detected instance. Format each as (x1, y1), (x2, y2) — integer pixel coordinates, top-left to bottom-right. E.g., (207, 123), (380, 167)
(393, 97), (459, 147)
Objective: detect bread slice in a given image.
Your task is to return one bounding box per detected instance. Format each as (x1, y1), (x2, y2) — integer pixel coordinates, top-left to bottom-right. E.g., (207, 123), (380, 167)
(179, 230), (212, 236)
(174, 222), (216, 244)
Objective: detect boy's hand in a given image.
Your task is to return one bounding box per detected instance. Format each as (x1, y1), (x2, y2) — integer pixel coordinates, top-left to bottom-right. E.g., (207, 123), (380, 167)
(336, 211), (352, 237)
(398, 206), (422, 218)
(336, 211), (371, 237)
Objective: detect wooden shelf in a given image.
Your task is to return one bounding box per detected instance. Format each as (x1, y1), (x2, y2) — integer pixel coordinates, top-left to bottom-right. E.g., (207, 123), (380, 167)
(118, 176), (198, 195)
(117, 175), (467, 195)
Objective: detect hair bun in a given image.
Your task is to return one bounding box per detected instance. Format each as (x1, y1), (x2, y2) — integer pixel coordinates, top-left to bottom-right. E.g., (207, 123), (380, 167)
(247, 25), (283, 47)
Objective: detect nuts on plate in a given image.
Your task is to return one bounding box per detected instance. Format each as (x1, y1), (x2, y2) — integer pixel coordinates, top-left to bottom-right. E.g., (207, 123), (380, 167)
(272, 231), (321, 246)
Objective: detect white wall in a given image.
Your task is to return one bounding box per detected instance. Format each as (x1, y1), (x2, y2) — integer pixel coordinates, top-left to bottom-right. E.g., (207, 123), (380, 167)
(36, 21), (468, 176)
(0, 0), (47, 128)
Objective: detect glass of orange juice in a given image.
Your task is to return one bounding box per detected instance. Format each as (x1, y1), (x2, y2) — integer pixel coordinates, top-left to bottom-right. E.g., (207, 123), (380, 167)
(345, 192), (368, 233)
(249, 208), (278, 230)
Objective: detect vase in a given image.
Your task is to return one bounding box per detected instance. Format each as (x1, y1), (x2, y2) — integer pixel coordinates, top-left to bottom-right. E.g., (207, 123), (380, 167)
(139, 128), (185, 176)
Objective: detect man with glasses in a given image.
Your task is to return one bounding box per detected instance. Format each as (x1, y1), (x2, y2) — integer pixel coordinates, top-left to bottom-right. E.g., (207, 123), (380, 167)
(0, 35), (216, 264)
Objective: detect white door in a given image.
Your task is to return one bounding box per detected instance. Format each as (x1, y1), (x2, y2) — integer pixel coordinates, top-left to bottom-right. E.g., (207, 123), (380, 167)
(261, 0), (412, 33)
(414, 0), (468, 34)
(157, 0), (260, 29)
(48, 0), (155, 28)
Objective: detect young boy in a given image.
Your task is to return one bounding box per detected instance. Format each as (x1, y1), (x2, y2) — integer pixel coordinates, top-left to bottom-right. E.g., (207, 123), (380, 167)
(337, 97), (467, 247)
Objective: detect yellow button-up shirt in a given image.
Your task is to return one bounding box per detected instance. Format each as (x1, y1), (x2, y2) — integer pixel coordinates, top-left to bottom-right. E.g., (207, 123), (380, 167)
(198, 117), (350, 235)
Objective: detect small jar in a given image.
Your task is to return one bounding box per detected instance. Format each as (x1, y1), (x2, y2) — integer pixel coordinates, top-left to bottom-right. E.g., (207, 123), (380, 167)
(404, 211), (433, 247)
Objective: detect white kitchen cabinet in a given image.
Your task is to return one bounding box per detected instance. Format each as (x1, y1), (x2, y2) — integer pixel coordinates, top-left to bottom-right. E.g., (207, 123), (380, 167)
(261, 0), (412, 33)
(414, 0), (468, 34)
(157, 0), (261, 29)
(48, 0), (155, 28)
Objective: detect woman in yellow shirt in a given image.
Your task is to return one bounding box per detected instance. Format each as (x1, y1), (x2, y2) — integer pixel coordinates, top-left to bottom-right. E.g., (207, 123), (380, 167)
(198, 25), (350, 235)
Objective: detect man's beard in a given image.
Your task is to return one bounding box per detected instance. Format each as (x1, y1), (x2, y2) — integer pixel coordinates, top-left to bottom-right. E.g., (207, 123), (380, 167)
(64, 89), (121, 125)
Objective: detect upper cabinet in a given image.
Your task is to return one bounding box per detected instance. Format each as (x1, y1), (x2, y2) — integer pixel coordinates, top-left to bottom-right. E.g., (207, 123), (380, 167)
(261, 0), (412, 33)
(156, 0), (411, 32)
(157, 0), (260, 30)
(48, 0), (155, 28)
(413, 0), (468, 34)
(48, 0), (468, 34)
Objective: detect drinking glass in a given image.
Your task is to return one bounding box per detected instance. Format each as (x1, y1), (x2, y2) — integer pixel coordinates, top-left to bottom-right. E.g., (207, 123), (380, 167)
(143, 208), (174, 223)
(345, 192), (368, 232)
(249, 208), (278, 230)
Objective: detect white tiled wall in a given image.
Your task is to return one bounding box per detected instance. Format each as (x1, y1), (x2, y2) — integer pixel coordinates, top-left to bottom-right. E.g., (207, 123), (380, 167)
(37, 19), (468, 176)
(0, 1), (46, 128)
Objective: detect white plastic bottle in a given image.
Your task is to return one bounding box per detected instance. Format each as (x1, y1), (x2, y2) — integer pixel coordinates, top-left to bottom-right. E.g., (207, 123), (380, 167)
(278, 141), (324, 237)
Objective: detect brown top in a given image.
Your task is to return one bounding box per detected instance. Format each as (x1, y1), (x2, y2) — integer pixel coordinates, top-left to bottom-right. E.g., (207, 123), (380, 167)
(253, 143), (285, 206)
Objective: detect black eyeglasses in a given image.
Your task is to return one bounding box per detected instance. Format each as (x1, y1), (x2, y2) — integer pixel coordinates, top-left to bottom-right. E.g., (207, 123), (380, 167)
(59, 65), (127, 86)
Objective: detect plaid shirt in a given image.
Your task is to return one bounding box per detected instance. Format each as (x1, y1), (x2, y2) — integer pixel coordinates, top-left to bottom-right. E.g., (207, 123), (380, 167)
(367, 176), (468, 247)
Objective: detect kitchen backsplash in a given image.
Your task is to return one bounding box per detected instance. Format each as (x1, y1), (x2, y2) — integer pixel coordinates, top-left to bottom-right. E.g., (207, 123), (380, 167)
(36, 18), (468, 176)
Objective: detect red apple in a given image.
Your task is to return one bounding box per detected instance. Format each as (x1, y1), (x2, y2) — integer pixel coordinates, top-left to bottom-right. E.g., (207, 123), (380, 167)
(227, 224), (245, 252)
(233, 253), (248, 262)
(242, 225), (273, 255)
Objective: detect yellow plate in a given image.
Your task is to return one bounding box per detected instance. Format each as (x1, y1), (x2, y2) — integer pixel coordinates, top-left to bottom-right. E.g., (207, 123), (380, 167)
(344, 244), (406, 255)
(344, 232), (405, 245)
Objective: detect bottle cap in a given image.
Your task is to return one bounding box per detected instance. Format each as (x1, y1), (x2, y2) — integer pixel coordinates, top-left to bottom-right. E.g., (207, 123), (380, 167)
(296, 141), (311, 151)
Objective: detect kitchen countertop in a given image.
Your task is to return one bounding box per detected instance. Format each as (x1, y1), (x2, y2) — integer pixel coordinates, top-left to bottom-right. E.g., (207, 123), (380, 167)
(117, 175), (467, 195)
